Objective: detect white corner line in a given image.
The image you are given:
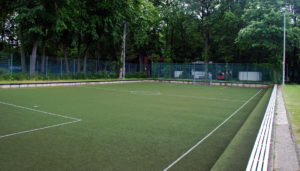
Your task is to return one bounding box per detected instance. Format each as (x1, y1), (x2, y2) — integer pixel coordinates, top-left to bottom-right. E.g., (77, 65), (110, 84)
(0, 101), (81, 121)
(163, 89), (263, 171)
(0, 120), (80, 139)
(0, 101), (82, 139)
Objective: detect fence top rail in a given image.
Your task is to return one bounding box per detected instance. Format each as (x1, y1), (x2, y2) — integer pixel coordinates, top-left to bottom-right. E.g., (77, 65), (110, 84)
(153, 62), (272, 67)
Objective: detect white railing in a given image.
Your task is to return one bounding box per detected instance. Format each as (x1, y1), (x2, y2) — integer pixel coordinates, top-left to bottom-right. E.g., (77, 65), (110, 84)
(246, 85), (277, 171)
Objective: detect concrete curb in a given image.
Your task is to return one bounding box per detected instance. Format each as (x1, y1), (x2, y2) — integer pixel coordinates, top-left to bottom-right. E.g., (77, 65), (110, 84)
(281, 87), (300, 167)
(155, 80), (271, 88)
(273, 86), (300, 170)
(0, 80), (155, 88)
(0, 79), (271, 89)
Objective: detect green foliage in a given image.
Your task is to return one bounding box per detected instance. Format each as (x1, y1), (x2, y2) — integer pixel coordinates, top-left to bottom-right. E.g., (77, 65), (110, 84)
(125, 72), (148, 78)
(236, 2), (285, 68)
(1, 0), (300, 82)
(0, 69), (10, 80)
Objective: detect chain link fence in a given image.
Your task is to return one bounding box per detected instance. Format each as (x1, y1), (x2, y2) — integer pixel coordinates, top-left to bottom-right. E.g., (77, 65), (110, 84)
(0, 53), (281, 83)
(152, 62), (280, 83)
(0, 53), (150, 80)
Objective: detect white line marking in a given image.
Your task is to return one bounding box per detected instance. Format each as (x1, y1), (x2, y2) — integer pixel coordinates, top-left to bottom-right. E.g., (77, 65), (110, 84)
(0, 101), (81, 139)
(0, 101), (80, 121)
(163, 89), (263, 171)
(130, 91), (161, 95)
(82, 86), (245, 102)
(0, 120), (80, 139)
(81, 86), (126, 93)
(163, 94), (244, 102)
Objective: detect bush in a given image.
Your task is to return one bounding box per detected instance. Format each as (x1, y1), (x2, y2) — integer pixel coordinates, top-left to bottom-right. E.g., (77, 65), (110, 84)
(72, 73), (85, 79)
(62, 73), (73, 80)
(0, 72), (11, 80)
(0, 69), (146, 81)
(11, 73), (29, 80)
(109, 72), (118, 78)
(0, 68), (10, 80)
(126, 72), (148, 78)
(92, 71), (109, 79)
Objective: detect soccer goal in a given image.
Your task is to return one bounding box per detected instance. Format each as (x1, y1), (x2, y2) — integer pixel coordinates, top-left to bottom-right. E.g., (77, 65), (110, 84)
(192, 71), (212, 85)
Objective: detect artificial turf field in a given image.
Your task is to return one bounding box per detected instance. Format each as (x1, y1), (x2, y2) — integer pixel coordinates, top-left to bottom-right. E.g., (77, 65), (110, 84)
(0, 82), (269, 170)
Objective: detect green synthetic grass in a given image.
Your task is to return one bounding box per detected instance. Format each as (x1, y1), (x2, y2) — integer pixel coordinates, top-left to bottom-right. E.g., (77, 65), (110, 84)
(282, 85), (300, 145)
(0, 82), (266, 170)
(211, 87), (272, 170)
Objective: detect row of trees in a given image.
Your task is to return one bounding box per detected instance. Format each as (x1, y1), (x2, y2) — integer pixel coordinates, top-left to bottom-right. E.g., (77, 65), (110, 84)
(0, 0), (300, 81)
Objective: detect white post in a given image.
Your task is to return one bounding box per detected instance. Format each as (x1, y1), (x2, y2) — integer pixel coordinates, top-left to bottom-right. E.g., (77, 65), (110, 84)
(282, 12), (286, 85)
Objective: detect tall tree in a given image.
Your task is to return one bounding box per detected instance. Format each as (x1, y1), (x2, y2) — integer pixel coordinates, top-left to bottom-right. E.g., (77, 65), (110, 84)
(185, 0), (219, 62)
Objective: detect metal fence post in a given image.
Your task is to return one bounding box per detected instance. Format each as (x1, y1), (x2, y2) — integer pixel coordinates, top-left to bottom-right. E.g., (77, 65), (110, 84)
(29, 55), (31, 80)
(10, 54), (13, 79)
(60, 58), (63, 79)
(7, 56), (10, 70)
(73, 59), (76, 74)
(231, 63), (234, 81)
(36, 60), (39, 74)
(96, 59), (98, 73)
(246, 64), (249, 83)
(45, 56), (48, 78)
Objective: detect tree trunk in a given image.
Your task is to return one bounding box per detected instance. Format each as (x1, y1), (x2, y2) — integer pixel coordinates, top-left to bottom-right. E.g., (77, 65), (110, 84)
(83, 45), (89, 73)
(119, 49), (123, 78)
(41, 40), (46, 73)
(139, 55), (143, 72)
(119, 67), (123, 79)
(95, 42), (101, 59)
(77, 38), (81, 72)
(203, 33), (210, 62)
(19, 25), (26, 73)
(63, 45), (70, 73)
(203, 32), (210, 74)
(165, 0), (169, 57)
(1, 16), (5, 50)
(170, 26), (174, 59)
(30, 38), (39, 75)
(291, 47), (298, 82)
(95, 42), (101, 73)
(165, 20), (169, 57)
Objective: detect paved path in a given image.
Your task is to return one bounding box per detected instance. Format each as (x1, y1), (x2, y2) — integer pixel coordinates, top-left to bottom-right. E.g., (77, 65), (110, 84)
(274, 86), (300, 170)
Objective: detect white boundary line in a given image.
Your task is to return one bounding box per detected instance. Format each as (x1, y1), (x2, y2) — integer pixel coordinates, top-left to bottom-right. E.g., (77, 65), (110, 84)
(130, 90), (161, 95)
(163, 89), (263, 171)
(0, 101), (80, 121)
(163, 94), (245, 102)
(82, 86), (246, 103)
(0, 101), (81, 139)
(0, 120), (80, 139)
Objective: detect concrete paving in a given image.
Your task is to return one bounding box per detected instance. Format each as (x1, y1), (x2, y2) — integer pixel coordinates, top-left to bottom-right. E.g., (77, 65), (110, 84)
(273, 86), (300, 171)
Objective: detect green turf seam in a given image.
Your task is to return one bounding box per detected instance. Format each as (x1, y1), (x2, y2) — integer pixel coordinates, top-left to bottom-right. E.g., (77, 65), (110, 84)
(211, 88), (272, 170)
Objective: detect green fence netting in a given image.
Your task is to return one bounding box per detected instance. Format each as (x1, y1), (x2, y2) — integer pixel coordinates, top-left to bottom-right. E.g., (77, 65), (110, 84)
(152, 62), (280, 83)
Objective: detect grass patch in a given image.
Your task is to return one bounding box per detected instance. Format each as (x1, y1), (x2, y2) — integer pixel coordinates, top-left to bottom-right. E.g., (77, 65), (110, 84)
(282, 85), (300, 145)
